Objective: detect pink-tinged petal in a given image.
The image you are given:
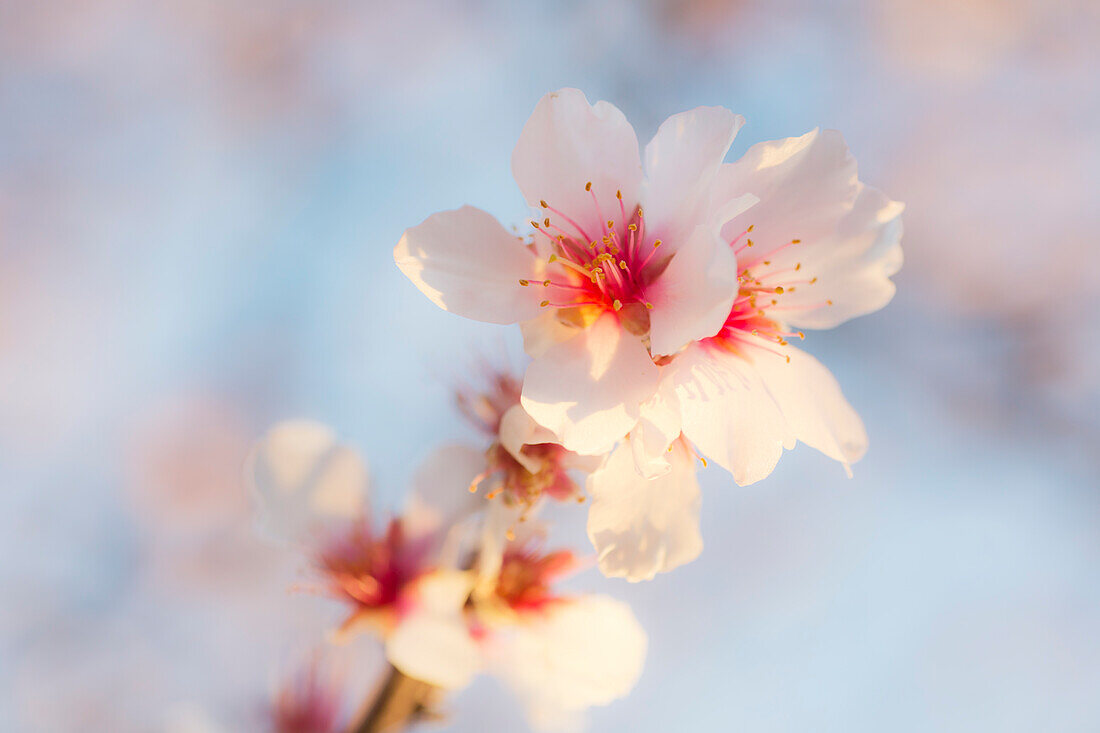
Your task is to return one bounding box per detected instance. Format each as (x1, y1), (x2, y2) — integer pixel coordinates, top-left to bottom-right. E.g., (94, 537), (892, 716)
(647, 225), (738, 356)
(752, 344), (868, 470)
(668, 344), (792, 485)
(487, 596), (647, 712)
(402, 444), (486, 540)
(586, 438), (702, 582)
(512, 89), (643, 235)
(247, 420), (368, 544)
(643, 106), (745, 245)
(777, 187), (904, 329)
(394, 205), (543, 325)
(521, 313), (659, 455)
(498, 403), (559, 474)
(630, 387), (681, 479)
(717, 128), (859, 258)
(386, 571), (480, 689)
(519, 310), (579, 359)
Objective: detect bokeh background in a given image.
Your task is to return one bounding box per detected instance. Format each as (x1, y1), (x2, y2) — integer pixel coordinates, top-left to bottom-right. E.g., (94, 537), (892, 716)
(3, 0), (1099, 730)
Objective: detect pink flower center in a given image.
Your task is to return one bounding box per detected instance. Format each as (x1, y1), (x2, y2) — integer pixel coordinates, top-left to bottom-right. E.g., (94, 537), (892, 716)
(522, 184), (664, 335)
(707, 228), (833, 361)
(492, 546), (575, 612)
(318, 519), (427, 612)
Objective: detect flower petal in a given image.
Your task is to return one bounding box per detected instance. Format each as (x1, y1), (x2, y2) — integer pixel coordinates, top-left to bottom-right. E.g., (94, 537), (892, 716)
(647, 225), (738, 356)
(630, 387), (681, 479)
(402, 443), (487, 540)
(498, 403), (559, 474)
(667, 344), (792, 485)
(716, 129), (903, 327)
(512, 89), (643, 236)
(247, 420), (368, 543)
(753, 344), (868, 470)
(586, 438), (703, 581)
(521, 313), (659, 455)
(643, 106), (745, 245)
(487, 595), (647, 711)
(386, 571), (480, 689)
(394, 205), (543, 325)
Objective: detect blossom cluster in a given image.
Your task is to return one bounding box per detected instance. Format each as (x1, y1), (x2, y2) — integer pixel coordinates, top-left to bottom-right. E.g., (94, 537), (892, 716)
(248, 88), (901, 731)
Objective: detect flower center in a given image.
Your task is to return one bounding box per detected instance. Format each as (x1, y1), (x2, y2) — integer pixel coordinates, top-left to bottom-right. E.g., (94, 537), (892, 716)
(318, 519), (424, 611)
(493, 546), (575, 612)
(707, 230), (833, 361)
(522, 184), (664, 335)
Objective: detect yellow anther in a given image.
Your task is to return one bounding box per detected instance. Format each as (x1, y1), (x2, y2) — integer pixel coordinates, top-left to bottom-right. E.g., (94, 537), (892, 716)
(531, 220), (540, 228)
(543, 218), (550, 227)
(540, 200), (548, 208)
(645, 302), (653, 309)
(798, 332), (805, 339)
(540, 299), (550, 307)
(795, 262), (802, 270)
(792, 239), (801, 244)
(576, 495), (586, 503)
(785, 355), (791, 363)
(774, 286), (785, 294)
(613, 299), (623, 311)
(607, 219), (614, 229)
(628, 224), (637, 231)
(746, 238), (754, 247)
(543, 280), (551, 287)
(619, 260), (628, 270)
(616, 189), (622, 200)
(810, 277), (818, 284)
(653, 239), (662, 248)
(826, 299), (834, 305)
(548, 253), (558, 262)
(518, 279), (529, 286)
(763, 260), (771, 265)
(747, 224), (754, 232)
(505, 529), (516, 541)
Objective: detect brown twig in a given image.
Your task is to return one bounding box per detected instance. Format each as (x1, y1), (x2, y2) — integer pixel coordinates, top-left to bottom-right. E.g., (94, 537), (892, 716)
(347, 666), (440, 733)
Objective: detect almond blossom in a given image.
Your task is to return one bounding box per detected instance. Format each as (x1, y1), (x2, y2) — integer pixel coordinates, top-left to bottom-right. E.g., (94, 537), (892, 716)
(395, 89), (902, 583)
(247, 420), (483, 637)
(386, 507), (647, 729)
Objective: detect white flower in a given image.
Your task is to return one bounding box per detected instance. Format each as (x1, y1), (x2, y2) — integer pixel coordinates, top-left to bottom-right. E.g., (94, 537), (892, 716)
(395, 90), (900, 477)
(395, 92), (902, 583)
(386, 506), (647, 728)
(396, 88), (755, 455)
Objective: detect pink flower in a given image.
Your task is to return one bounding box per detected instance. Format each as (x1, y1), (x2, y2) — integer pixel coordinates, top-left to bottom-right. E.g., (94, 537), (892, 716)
(385, 510), (647, 726)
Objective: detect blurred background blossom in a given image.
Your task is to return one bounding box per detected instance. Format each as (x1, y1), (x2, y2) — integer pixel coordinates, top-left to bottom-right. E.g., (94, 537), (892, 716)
(2, 1), (1098, 731)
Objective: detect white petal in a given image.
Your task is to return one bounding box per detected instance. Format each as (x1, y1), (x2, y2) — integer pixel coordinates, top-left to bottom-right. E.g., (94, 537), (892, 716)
(520, 310), (581, 359)
(753, 344), (868, 470)
(386, 571), (480, 689)
(521, 313), (659, 455)
(402, 444), (486, 539)
(498, 404), (559, 474)
(487, 596), (647, 711)
(512, 89), (643, 236)
(394, 205), (543, 325)
(647, 225), (738, 356)
(778, 187), (904, 329)
(643, 106), (745, 245)
(667, 344), (792, 485)
(247, 420), (368, 543)
(716, 129), (903, 327)
(630, 387), (682, 479)
(586, 438), (703, 581)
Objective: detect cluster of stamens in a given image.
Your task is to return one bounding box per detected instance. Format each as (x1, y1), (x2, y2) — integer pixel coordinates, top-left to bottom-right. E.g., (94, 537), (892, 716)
(520, 183), (665, 333)
(491, 543), (575, 612)
(317, 519), (427, 612)
(709, 226), (833, 363)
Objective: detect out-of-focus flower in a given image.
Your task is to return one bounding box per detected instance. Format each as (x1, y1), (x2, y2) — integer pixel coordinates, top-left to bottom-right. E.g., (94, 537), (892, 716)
(386, 508), (647, 729)
(267, 660), (345, 733)
(247, 420), (482, 638)
(458, 368), (601, 511)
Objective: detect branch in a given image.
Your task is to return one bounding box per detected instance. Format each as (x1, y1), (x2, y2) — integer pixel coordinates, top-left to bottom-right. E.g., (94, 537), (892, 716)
(347, 665), (440, 733)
